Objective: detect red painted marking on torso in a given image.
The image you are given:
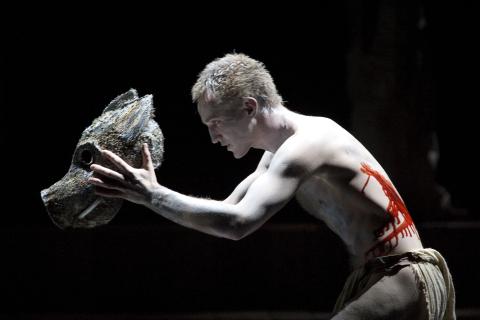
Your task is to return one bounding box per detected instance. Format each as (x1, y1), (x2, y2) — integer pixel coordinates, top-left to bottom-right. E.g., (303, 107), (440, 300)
(360, 163), (418, 258)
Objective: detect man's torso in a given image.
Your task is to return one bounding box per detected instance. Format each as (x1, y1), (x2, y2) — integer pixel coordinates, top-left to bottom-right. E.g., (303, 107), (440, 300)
(268, 116), (423, 267)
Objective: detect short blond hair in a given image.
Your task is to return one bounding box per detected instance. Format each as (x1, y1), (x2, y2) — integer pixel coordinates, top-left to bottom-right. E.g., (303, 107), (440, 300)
(191, 53), (283, 109)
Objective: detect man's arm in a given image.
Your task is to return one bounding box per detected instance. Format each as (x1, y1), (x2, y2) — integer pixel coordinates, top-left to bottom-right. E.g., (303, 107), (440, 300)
(89, 142), (315, 240)
(145, 154), (305, 240)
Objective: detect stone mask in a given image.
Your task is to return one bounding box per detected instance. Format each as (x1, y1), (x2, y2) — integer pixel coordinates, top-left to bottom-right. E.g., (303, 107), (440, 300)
(40, 89), (164, 229)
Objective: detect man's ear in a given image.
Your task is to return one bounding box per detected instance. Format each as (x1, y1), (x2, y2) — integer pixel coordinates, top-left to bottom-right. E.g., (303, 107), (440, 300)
(242, 97), (258, 117)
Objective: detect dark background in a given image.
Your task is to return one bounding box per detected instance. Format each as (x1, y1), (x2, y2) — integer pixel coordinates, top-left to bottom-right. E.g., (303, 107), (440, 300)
(2, 1), (479, 317)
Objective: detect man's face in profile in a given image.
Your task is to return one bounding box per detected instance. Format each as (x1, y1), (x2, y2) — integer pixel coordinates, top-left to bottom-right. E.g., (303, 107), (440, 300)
(197, 99), (254, 159)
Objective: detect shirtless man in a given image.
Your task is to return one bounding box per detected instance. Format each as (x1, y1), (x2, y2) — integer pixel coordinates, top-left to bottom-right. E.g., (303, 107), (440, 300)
(88, 53), (455, 319)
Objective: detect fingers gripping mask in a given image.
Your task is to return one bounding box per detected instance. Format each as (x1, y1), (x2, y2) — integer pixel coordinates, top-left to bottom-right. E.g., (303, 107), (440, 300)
(40, 89), (164, 229)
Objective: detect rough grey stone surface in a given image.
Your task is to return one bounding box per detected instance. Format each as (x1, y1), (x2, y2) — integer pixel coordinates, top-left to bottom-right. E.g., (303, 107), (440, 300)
(41, 89), (164, 229)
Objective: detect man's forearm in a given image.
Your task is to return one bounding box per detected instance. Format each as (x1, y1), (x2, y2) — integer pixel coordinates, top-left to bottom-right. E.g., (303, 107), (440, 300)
(145, 185), (247, 240)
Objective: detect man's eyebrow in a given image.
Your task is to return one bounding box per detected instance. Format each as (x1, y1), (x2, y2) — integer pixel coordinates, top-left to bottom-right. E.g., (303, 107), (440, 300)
(203, 116), (223, 125)
(203, 117), (215, 125)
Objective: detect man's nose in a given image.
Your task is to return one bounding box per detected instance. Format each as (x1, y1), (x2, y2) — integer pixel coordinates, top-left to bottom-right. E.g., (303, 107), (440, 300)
(208, 127), (221, 144)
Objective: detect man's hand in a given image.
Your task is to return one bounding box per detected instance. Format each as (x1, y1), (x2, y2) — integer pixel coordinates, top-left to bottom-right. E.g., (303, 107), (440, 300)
(88, 143), (160, 206)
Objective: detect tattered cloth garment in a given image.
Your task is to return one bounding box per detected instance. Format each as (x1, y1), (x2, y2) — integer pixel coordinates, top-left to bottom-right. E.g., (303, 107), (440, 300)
(333, 248), (456, 319)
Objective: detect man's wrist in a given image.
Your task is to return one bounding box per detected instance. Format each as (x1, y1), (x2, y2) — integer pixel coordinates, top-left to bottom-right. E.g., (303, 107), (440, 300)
(147, 183), (170, 210)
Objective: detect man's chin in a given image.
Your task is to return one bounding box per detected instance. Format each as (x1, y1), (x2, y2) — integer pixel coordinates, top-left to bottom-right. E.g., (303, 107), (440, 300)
(231, 148), (248, 159)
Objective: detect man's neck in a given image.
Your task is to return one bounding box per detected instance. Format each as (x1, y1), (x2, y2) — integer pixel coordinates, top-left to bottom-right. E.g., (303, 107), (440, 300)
(254, 105), (299, 153)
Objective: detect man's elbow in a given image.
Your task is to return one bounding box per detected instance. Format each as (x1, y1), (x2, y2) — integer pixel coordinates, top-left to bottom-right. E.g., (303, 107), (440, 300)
(218, 226), (247, 241)
(226, 230), (248, 241)
(225, 217), (255, 241)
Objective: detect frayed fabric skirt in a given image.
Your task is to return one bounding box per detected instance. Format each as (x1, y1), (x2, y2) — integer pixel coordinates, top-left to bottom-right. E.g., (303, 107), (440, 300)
(333, 248), (456, 320)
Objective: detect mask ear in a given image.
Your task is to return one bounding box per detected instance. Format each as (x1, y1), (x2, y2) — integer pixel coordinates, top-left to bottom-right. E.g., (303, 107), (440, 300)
(79, 90), (153, 145)
(103, 89), (138, 113)
(114, 95), (154, 143)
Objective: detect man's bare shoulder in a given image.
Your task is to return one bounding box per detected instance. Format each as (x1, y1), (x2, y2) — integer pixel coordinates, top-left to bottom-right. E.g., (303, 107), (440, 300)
(269, 117), (338, 175)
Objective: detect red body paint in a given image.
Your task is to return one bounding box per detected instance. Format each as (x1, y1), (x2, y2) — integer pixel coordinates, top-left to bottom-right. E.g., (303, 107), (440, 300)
(360, 163), (418, 257)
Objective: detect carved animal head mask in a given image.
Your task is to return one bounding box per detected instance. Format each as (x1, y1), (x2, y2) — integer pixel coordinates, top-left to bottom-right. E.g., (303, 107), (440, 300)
(41, 89), (164, 229)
